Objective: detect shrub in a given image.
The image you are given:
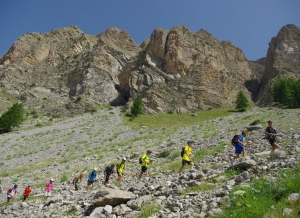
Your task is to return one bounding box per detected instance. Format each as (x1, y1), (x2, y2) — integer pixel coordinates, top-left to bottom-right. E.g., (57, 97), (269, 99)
(235, 91), (249, 112)
(0, 103), (25, 133)
(157, 150), (171, 158)
(131, 95), (143, 118)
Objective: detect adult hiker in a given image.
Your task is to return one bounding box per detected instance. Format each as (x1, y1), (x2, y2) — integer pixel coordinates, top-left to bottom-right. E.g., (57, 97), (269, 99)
(75, 174), (83, 191)
(178, 140), (195, 173)
(87, 168), (97, 190)
(103, 164), (115, 186)
(44, 179), (54, 200)
(138, 150), (153, 180)
(117, 157), (126, 183)
(265, 120), (280, 153)
(7, 184), (18, 203)
(231, 131), (247, 164)
(23, 185), (32, 202)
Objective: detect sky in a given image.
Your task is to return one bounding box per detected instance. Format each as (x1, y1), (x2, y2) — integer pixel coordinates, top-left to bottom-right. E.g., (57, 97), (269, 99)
(1, 0), (299, 61)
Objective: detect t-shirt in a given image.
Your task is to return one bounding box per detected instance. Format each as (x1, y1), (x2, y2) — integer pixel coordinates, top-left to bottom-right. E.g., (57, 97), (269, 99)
(88, 171), (97, 182)
(23, 187), (32, 196)
(117, 162), (125, 174)
(104, 166), (114, 176)
(183, 145), (192, 161)
(141, 154), (150, 166)
(75, 178), (81, 186)
(45, 182), (53, 192)
(237, 135), (244, 145)
(266, 127), (277, 139)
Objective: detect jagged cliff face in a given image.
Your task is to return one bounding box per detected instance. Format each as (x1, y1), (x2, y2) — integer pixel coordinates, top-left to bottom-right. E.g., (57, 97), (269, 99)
(257, 24), (300, 105)
(1, 24), (299, 116)
(0, 26), (140, 116)
(119, 26), (255, 113)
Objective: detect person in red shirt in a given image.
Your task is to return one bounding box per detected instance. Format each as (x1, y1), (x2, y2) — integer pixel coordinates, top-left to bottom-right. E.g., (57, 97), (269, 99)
(23, 185), (32, 202)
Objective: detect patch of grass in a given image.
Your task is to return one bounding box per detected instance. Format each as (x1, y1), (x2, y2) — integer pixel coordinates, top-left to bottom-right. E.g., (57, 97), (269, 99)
(123, 108), (232, 129)
(157, 150), (171, 158)
(219, 164), (300, 218)
(181, 182), (215, 195)
(60, 174), (68, 183)
(249, 119), (261, 125)
(137, 203), (160, 218)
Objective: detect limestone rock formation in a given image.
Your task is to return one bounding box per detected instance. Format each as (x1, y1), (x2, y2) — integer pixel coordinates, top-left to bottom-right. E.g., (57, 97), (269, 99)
(118, 26), (255, 113)
(257, 24), (300, 105)
(0, 25), (140, 116)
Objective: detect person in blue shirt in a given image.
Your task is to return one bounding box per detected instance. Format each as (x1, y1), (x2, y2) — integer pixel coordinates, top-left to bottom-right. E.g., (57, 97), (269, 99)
(87, 168), (97, 190)
(231, 131), (247, 164)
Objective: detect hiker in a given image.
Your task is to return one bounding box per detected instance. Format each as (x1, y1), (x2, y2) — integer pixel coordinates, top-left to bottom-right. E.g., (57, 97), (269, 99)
(74, 174), (83, 191)
(231, 131), (247, 163)
(265, 120), (280, 153)
(117, 157), (126, 183)
(138, 150), (153, 180)
(44, 179), (54, 200)
(23, 185), (32, 202)
(87, 168), (97, 189)
(104, 164), (115, 186)
(7, 184), (18, 203)
(178, 140), (195, 173)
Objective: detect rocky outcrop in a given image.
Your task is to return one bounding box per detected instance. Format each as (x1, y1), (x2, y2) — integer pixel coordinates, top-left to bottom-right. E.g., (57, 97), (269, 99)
(257, 24), (300, 105)
(0, 25), (140, 116)
(118, 26), (256, 114)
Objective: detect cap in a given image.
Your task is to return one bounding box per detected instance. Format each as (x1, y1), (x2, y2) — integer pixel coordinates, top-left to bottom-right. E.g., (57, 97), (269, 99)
(50, 178), (54, 182)
(93, 167), (97, 171)
(147, 150), (152, 153)
(122, 157), (126, 161)
(187, 139), (194, 144)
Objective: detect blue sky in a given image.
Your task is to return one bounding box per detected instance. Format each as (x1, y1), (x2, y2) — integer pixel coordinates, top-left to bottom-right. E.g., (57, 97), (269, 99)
(1, 0), (299, 60)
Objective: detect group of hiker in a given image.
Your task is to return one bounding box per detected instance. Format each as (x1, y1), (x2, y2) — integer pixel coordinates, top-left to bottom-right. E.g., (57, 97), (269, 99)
(6, 120), (279, 203)
(230, 120), (281, 164)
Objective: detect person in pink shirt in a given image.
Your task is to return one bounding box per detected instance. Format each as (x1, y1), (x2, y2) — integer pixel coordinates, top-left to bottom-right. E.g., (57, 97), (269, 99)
(44, 179), (54, 200)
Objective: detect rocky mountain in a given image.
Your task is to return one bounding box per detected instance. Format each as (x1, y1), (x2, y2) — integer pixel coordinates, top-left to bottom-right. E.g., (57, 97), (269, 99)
(257, 24), (300, 105)
(0, 24), (299, 116)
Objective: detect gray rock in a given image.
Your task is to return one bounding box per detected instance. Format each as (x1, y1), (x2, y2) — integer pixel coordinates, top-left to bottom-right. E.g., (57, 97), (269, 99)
(93, 188), (135, 207)
(288, 193), (299, 202)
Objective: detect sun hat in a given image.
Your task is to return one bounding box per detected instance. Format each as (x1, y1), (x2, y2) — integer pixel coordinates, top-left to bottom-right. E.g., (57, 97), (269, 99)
(122, 157), (126, 161)
(50, 178), (54, 182)
(93, 167), (97, 171)
(187, 139), (194, 144)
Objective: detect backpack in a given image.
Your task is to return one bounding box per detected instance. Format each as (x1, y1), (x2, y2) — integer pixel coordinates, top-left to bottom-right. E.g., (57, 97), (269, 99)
(181, 147), (185, 157)
(7, 188), (12, 194)
(72, 177), (78, 185)
(231, 135), (239, 146)
(139, 157), (143, 164)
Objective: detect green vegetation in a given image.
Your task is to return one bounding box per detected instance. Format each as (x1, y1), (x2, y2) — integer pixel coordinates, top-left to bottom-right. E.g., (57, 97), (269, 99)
(124, 108), (232, 129)
(273, 78), (300, 108)
(131, 94), (143, 118)
(235, 91), (249, 112)
(157, 150), (171, 158)
(137, 203), (160, 218)
(0, 103), (25, 133)
(219, 164), (300, 218)
(181, 182), (215, 196)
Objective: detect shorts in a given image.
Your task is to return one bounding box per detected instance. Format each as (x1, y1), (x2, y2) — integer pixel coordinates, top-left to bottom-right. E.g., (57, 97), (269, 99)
(75, 184), (80, 191)
(182, 160), (191, 166)
(7, 196), (12, 201)
(105, 174), (111, 183)
(87, 180), (95, 186)
(44, 191), (51, 197)
(141, 166), (148, 172)
(235, 144), (244, 154)
(268, 138), (276, 145)
(23, 195), (29, 200)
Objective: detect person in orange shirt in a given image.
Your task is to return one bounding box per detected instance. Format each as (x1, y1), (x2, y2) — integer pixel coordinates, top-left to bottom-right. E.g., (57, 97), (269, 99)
(23, 185), (32, 202)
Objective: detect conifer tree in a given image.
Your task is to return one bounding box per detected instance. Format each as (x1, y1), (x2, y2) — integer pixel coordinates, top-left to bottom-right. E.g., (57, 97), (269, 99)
(131, 95), (143, 118)
(235, 91), (249, 112)
(0, 103), (25, 133)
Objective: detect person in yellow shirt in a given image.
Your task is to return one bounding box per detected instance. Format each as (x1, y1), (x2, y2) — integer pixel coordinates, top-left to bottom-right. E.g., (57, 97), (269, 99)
(178, 140), (194, 173)
(117, 157), (126, 182)
(138, 150), (152, 180)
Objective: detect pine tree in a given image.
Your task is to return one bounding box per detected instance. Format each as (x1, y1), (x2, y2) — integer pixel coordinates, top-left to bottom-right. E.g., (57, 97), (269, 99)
(235, 91), (249, 112)
(0, 103), (25, 133)
(131, 95), (143, 118)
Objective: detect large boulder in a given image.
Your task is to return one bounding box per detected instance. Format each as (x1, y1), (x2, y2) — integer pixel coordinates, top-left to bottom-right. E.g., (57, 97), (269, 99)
(93, 188), (136, 207)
